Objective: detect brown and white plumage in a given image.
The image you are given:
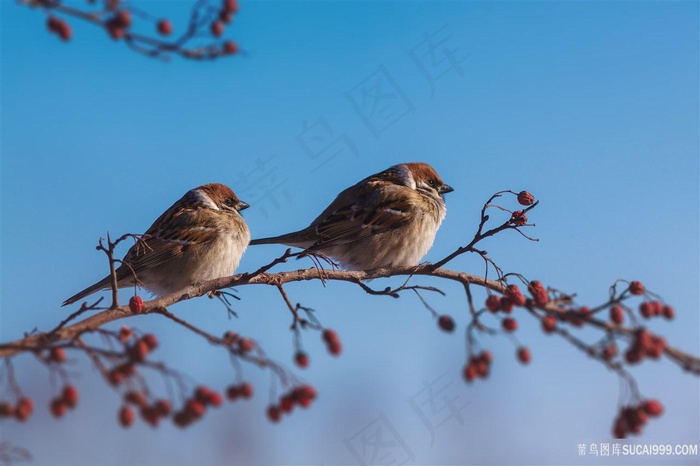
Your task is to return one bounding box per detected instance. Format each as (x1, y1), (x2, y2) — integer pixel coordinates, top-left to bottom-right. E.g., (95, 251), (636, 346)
(250, 162), (453, 270)
(63, 183), (251, 306)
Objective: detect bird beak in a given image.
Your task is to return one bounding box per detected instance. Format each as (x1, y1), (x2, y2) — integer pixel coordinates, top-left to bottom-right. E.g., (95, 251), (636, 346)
(238, 200), (250, 211)
(439, 184), (454, 195)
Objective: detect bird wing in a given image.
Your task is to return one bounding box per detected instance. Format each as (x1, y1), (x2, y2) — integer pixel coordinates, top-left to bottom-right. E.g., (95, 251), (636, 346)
(308, 181), (417, 250)
(119, 207), (220, 276)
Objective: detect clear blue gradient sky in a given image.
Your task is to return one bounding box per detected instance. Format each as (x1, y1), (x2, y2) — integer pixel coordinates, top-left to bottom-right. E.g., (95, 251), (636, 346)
(1, 1), (698, 465)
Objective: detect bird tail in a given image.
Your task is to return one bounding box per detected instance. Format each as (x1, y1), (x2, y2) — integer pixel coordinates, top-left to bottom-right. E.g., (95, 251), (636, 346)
(249, 232), (313, 248)
(62, 276), (112, 307)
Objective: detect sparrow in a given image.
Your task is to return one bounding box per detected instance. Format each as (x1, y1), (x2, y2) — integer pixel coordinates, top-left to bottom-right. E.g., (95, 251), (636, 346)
(250, 162), (453, 270)
(63, 183), (251, 306)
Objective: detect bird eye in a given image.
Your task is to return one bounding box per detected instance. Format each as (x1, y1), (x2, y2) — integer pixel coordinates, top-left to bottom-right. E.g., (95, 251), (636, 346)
(428, 180), (436, 187)
(225, 198), (237, 207)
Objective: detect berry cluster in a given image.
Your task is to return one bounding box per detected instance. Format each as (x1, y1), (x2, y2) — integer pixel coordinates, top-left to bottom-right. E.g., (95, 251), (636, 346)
(463, 350), (493, 382)
(0, 397), (33, 422)
(266, 385), (317, 423)
(221, 331), (256, 354)
(639, 301), (674, 320)
(527, 280), (549, 306)
(625, 329), (667, 363)
(107, 333), (158, 385)
(226, 382), (254, 401)
(50, 385), (79, 418)
(39, 0), (240, 59)
(612, 399), (664, 438)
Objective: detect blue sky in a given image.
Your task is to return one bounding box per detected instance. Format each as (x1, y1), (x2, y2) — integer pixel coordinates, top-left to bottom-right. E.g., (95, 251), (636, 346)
(1, 1), (698, 465)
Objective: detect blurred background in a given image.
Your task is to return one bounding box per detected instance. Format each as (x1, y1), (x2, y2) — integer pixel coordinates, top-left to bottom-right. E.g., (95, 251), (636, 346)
(1, 1), (698, 465)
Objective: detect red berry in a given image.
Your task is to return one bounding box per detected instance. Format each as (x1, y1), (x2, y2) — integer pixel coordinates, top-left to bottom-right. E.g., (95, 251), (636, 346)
(322, 329), (339, 344)
(49, 346), (66, 363)
(47, 17), (72, 42)
(173, 410), (190, 427)
(141, 405), (160, 427)
(505, 285), (526, 306)
(50, 398), (67, 418)
(141, 333), (158, 350)
(642, 399), (664, 417)
(129, 340), (150, 362)
(500, 297), (514, 313)
(474, 357), (489, 378)
(323, 329), (342, 355)
(195, 386), (212, 404)
(62, 385), (78, 408)
(15, 397), (33, 421)
(237, 338), (254, 353)
(437, 315), (455, 332)
(107, 369), (124, 386)
(625, 348), (643, 364)
(266, 405), (281, 423)
(219, 10), (233, 24)
(463, 362), (477, 382)
(239, 382), (253, 399)
(118, 325), (133, 342)
(613, 416), (628, 438)
(517, 191), (534, 206)
(129, 296), (144, 313)
(115, 10), (132, 28)
(629, 281), (645, 295)
(541, 315), (557, 333)
(210, 21), (224, 37)
(279, 395), (294, 413)
(107, 23), (126, 40)
(119, 406), (135, 427)
(223, 0), (239, 13)
(294, 385), (317, 407)
(154, 399), (171, 417)
(517, 347), (531, 364)
(639, 302), (654, 318)
(118, 363), (136, 377)
(610, 305), (624, 324)
(327, 341), (343, 356)
(157, 19), (173, 36)
(226, 385), (240, 401)
(222, 40), (239, 54)
(502, 317), (518, 332)
(485, 295), (501, 312)
(510, 210), (527, 226)
(602, 344), (618, 360)
(184, 399), (206, 419)
(527, 281), (549, 306)
(124, 391), (147, 407)
(208, 391), (223, 407)
(297, 385), (317, 401)
(295, 351), (309, 368)
(647, 336), (666, 359)
(662, 305), (675, 320)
